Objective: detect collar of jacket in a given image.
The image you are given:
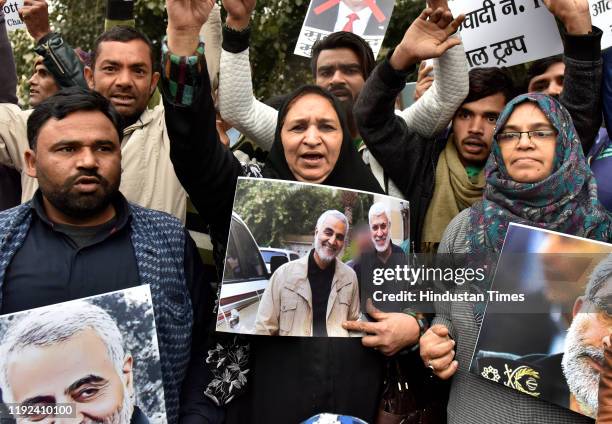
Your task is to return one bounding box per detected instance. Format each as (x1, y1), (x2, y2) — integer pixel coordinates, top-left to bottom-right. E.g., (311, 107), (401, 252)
(122, 107), (158, 138)
(282, 253), (354, 303)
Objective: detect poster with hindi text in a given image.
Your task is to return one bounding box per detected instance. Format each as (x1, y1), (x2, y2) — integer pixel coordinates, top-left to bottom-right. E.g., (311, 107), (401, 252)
(448, 0), (563, 68)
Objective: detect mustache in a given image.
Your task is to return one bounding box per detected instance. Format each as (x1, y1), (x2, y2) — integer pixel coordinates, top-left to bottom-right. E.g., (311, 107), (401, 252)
(64, 170), (107, 187)
(576, 345), (605, 366)
(328, 84), (352, 97)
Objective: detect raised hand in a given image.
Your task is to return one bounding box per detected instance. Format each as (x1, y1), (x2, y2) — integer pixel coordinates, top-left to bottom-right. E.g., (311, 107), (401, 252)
(222, 0), (256, 30)
(542, 0), (591, 34)
(166, 0), (215, 55)
(426, 0), (450, 11)
(390, 7), (464, 71)
(19, 0), (51, 42)
(415, 62), (434, 101)
(167, 0), (215, 32)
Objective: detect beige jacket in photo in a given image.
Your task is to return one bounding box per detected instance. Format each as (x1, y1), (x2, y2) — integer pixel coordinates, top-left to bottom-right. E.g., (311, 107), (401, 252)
(0, 103), (187, 222)
(254, 253), (360, 337)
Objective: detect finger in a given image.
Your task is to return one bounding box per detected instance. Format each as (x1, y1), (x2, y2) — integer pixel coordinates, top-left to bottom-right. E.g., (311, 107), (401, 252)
(418, 65), (434, 80)
(447, 13), (465, 34)
(365, 298), (387, 320)
(436, 37), (461, 56)
(424, 338), (455, 358)
(428, 349), (455, 371)
(430, 324), (449, 338)
(18, 6), (33, 19)
(23, 0), (35, 6)
(419, 77), (434, 87)
(418, 7), (433, 20)
(437, 10), (453, 29)
(343, 320), (380, 334)
(429, 6), (444, 23)
(361, 334), (383, 348)
(604, 335), (611, 349)
(434, 360), (458, 380)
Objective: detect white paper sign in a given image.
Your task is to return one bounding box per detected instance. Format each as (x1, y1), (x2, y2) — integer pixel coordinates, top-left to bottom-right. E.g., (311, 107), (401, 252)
(2, 0), (25, 31)
(589, 0), (612, 49)
(449, 0), (563, 68)
(294, 0), (396, 58)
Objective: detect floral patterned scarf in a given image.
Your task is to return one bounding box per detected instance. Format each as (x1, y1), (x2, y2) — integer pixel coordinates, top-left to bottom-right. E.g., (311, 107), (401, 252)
(468, 93), (612, 254)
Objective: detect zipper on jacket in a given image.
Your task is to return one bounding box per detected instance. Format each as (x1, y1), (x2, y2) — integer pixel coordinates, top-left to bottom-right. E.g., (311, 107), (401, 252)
(42, 42), (66, 76)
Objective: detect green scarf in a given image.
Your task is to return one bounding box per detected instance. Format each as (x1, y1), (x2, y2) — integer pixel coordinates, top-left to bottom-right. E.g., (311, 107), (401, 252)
(422, 137), (485, 249)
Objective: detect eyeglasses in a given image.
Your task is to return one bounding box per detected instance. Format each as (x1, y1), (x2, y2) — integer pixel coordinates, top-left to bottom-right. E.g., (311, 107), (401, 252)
(495, 130), (557, 144)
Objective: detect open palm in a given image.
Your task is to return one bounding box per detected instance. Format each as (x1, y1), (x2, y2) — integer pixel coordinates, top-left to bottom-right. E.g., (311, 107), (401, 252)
(401, 8), (464, 61)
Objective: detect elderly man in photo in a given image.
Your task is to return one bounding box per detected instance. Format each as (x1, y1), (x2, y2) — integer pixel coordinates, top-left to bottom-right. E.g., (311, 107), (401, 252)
(471, 254), (612, 420)
(255, 210), (360, 337)
(562, 254), (612, 418)
(352, 202), (409, 311)
(0, 301), (145, 424)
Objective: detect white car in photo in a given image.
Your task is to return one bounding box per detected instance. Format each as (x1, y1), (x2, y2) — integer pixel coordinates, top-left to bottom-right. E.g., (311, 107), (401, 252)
(260, 247), (300, 273)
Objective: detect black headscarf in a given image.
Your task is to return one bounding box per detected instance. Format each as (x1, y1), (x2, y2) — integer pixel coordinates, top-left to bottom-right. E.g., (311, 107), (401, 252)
(262, 85), (384, 194)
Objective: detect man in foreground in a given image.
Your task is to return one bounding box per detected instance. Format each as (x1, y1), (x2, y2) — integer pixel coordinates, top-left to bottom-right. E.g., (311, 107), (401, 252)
(0, 88), (221, 423)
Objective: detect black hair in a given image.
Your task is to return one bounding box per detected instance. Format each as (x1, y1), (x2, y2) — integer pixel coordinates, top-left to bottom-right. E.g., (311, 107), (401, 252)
(27, 87), (124, 150)
(310, 31), (375, 80)
(525, 55), (563, 88)
(91, 26), (155, 70)
(464, 67), (515, 104)
(277, 85), (349, 135)
(264, 94), (290, 111)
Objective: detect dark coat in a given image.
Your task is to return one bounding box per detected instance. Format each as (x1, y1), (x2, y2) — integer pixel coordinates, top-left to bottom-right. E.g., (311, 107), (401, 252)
(354, 53), (447, 252)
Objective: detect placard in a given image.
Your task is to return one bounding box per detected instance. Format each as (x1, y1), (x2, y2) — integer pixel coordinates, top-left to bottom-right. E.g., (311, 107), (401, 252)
(1, 0), (25, 32)
(448, 0), (564, 68)
(216, 177), (411, 337)
(0, 286), (167, 423)
(471, 223), (612, 418)
(294, 0), (396, 58)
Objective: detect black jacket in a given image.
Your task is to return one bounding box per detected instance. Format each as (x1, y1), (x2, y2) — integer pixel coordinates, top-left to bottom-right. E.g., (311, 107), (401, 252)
(162, 55), (385, 424)
(354, 54), (447, 252)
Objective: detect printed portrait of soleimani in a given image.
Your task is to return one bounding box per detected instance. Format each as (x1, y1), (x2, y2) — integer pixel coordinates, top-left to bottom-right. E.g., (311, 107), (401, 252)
(0, 301), (148, 423)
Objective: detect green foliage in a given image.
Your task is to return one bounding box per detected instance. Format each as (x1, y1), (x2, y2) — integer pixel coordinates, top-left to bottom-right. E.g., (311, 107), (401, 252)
(8, 0), (529, 106)
(233, 179), (377, 251)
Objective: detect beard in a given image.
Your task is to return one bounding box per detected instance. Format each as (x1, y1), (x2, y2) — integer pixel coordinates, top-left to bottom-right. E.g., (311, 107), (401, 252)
(37, 168), (119, 220)
(372, 234), (391, 253)
(561, 313), (603, 418)
(101, 384), (135, 424)
(90, 383), (135, 424)
(314, 237), (340, 264)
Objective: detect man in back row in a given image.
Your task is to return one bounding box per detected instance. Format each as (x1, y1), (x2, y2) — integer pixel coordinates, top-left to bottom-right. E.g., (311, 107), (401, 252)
(0, 0), (189, 222)
(218, 0), (470, 198)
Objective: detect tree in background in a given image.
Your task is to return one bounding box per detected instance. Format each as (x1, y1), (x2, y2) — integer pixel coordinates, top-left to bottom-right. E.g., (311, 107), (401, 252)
(9, 0), (423, 106)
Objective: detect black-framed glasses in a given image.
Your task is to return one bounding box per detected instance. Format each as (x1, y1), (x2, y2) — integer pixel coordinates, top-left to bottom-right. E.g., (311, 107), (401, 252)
(495, 130), (557, 144)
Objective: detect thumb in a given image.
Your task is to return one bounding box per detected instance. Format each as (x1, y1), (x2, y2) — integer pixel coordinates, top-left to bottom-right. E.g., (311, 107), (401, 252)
(435, 37), (461, 56)
(365, 298), (387, 320)
(430, 324), (449, 338)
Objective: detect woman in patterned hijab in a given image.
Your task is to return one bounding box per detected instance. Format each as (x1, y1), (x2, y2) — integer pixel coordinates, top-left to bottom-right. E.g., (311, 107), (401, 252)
(466, 93), (612, 253)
